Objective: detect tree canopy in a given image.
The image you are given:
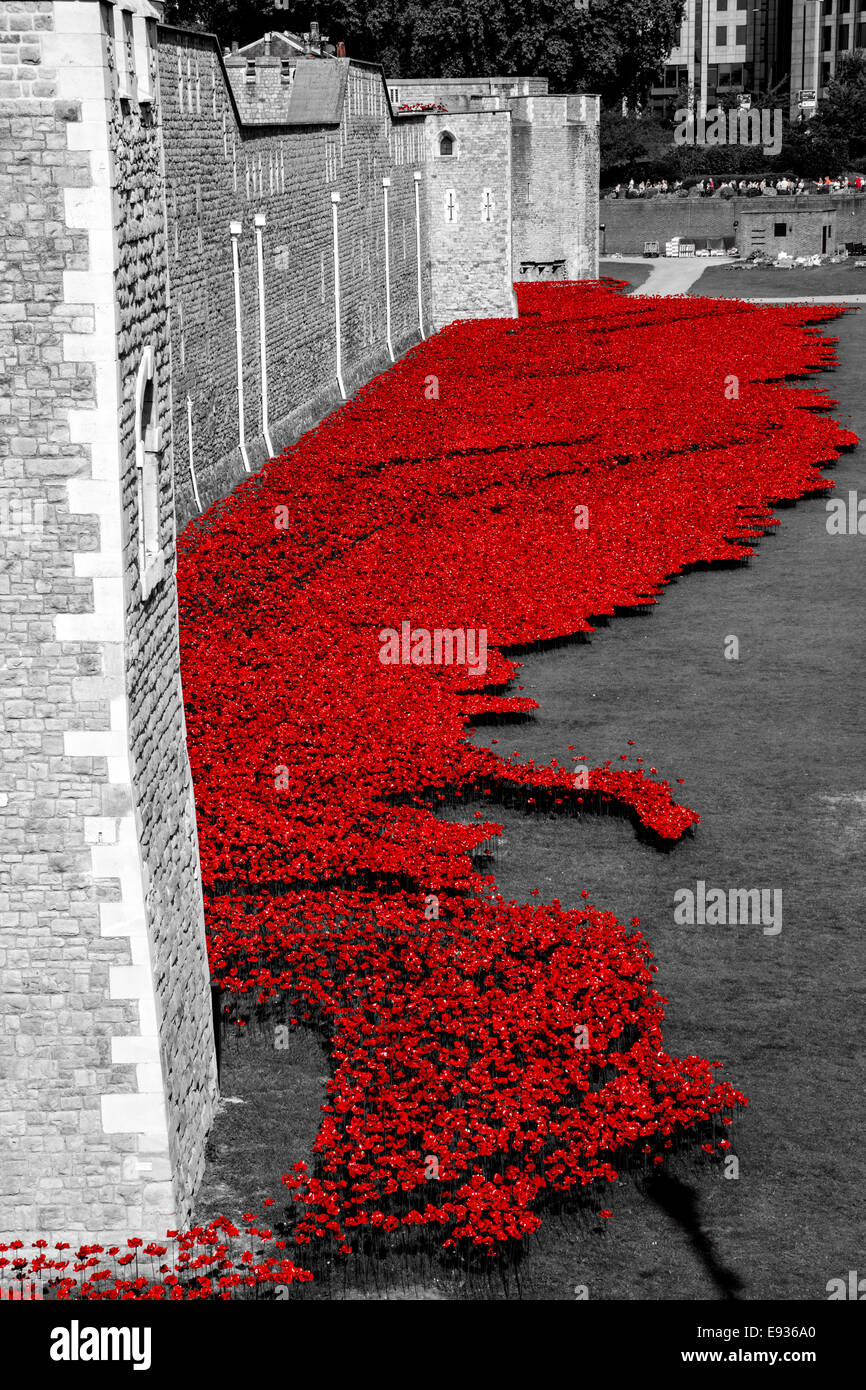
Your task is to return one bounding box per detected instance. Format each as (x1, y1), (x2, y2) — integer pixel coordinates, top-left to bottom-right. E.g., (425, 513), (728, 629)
(810, 50), (866, 167)
(163, 0), (686, 103)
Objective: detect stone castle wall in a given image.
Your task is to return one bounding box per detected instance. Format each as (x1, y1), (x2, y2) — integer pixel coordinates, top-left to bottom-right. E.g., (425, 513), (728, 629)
(158, 31), (433, 528)
(386, 74), (549, 109)
(0, 0), (600, 1245)
(0, 0), (114, 1243)
(0, 0), (215, 1246)
(511, 94), (600, 280)
(424, 111), (517, 329)
(223, 52), (295, 125)
(110, 10), (217, 1228)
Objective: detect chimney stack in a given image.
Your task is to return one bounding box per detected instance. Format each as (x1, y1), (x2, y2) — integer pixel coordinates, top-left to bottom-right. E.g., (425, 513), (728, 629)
(336, 40), (346, 57)
(310, 20), (320, 46)
(231, 40), (238, 53)
(264, 32), (271, 56)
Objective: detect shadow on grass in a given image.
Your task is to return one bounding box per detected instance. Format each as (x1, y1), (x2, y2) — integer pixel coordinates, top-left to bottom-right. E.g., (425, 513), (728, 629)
(643, 1169), (746, 1301)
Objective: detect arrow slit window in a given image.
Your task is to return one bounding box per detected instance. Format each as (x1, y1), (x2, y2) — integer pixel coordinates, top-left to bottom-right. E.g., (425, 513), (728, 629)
(135, 347), (166, 600)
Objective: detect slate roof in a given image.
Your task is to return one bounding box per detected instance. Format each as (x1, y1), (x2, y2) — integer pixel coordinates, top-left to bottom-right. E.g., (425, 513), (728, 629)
(283, 59), (350, 125)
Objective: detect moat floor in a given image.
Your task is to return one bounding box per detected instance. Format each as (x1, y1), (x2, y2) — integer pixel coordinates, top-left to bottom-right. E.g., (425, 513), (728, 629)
(195, 303), (866, 1301)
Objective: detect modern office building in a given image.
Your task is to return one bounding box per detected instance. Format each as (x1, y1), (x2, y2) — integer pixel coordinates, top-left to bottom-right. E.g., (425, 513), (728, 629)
(790, 0), (866, 114)
(649, 2), (795, 118)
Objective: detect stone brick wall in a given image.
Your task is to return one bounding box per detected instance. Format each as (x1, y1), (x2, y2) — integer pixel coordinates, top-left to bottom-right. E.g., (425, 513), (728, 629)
(600, 194), (735, 253)
(424, 111), (517, 329)
(386, 75), (549, 110)
(0, 0), (110, 1244)
(0, 0), (215, 1246)
(511, 94), (600, 281)
(224, 52), (295, 123)
(737, 198), (866, 257)
(159, 38), (600, 525)
(158, 31), (434, 529)
(600, 193), (866, 256)
(109, 8), (217, 1227)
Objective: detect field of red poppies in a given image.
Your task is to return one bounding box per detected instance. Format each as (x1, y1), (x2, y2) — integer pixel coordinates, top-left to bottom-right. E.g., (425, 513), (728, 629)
(180, 280), (858, 1276)
(3, 280), (857, 1298)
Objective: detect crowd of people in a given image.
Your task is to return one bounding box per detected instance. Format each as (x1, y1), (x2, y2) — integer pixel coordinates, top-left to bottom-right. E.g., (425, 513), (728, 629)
(608, 174), (864, 198)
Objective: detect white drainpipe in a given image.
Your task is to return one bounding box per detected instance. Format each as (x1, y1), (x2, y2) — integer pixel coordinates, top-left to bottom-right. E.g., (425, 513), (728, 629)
(382, 176), (395, 362)
(254, 212), (275, 458)
(229, 220), (251, 472)
(187, 394), (202, 512)
(413, 170), (425, 339)
(331, 191), (346, 399)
